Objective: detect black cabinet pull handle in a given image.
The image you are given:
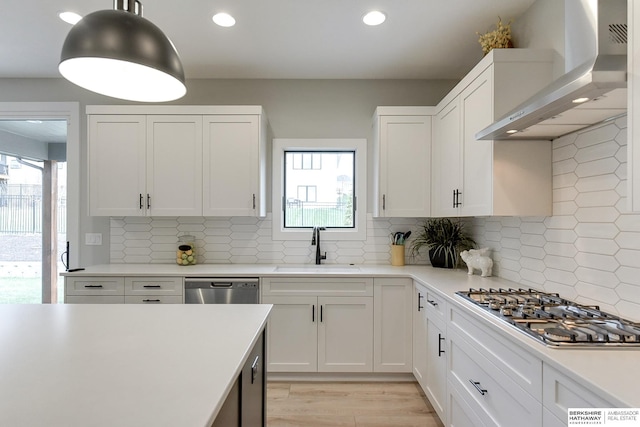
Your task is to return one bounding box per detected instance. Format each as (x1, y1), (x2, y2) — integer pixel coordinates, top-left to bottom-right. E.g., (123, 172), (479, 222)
(382, 194), (386, 210)
(252, 194), (256, 209)
(312, 305), (315, 322)
(452, 189), (456, 208)
(438, 333), (445, 357)
(251, 355), (260, 384)
(142, 299), (161, 303)
(418, 293), (424, 311)
(427, 299), (438, 307)
(84, 284), (103, 288)
(139, 193), (143, 209)
(469, 380), (487, 396)
(147, 194), (151, 209)
(454, 189), (462, 208)
(320, 305), (323, 322)
(143, 285), (162, 288)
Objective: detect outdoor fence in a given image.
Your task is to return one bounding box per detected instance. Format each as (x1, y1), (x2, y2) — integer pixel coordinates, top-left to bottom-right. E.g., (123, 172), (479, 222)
(0, 195), (67, 234)
(284, 200), (352, 228)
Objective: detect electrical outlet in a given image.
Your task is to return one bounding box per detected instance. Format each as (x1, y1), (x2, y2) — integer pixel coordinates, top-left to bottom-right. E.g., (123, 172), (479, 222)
(85, 233), (102, 246)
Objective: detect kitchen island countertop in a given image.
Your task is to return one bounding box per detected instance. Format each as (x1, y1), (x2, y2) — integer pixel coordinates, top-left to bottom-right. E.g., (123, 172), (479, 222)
(0, 303), (271, 427)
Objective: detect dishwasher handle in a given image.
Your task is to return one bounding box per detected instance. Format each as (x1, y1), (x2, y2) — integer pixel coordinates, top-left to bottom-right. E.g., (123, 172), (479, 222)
(184, 278), (259, 290)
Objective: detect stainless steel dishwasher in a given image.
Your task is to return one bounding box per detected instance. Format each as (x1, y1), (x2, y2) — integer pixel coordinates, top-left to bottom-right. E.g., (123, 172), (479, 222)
(184, 278), (259, 304)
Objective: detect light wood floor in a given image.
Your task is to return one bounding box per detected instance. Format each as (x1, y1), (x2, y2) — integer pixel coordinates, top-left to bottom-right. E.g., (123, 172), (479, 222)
(267, 381), (444, 427)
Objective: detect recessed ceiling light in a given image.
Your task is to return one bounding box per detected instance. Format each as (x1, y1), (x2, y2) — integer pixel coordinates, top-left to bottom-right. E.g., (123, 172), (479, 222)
(506, 129), (519, 134)
(212, 12), (236, 27)
(363, 11), (386, 26)
(572, 97), (590, 104)
(59, 11), (82, 25)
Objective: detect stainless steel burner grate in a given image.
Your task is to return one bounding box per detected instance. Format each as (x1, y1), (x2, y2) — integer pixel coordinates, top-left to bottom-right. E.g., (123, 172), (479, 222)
(456, 288), (640, 348)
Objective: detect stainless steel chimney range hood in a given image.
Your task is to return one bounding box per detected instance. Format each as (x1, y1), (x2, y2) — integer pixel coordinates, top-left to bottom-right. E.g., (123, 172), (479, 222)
(477, 0), (627, 141)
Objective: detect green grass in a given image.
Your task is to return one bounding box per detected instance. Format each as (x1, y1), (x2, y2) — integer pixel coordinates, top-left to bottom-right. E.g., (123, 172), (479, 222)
(0, 277), (65, 304)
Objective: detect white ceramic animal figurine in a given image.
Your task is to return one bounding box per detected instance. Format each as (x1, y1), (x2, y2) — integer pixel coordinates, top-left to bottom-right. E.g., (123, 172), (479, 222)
(460, 248), (493, 277)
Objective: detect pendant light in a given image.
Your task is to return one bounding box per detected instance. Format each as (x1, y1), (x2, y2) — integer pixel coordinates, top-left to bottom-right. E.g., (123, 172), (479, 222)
(59, 0), (186, 102)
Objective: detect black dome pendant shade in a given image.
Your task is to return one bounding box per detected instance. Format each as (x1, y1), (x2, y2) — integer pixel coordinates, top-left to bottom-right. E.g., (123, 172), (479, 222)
(59, 0), (186, 102)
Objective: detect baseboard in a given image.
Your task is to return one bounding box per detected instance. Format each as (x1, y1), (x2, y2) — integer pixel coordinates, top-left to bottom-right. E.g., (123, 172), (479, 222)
(266, 372), (416, 382)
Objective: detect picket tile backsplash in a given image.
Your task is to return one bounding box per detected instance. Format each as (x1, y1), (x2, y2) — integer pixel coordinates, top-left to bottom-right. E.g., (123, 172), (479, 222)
(110, 114), (640, 321)
(469, 115), (640, 321)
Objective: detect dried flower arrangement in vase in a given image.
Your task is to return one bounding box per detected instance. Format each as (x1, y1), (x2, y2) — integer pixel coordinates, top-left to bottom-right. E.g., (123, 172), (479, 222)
(477, 17), (513, 55)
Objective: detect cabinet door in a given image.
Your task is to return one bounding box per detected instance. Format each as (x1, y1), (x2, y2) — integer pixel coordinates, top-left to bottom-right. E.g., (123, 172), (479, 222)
(373, 278), (412, 372)
(318, 296), (373, 372)
(378, 116), (431, 217)
(203, 115), (260, 216)
(241, 332), (265, 427)
(146, 116), (203, 216)
(88, 115), (146, 216)
(460, 67), (494, 216)
(432, 100), (461, 217)
(262, 296), (317, 372)
(412, 284), (428, 389)
(425, 317), (447, 421)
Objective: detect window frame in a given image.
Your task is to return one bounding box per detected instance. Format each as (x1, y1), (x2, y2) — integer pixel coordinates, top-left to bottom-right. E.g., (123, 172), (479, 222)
(272, 138), (367, 241)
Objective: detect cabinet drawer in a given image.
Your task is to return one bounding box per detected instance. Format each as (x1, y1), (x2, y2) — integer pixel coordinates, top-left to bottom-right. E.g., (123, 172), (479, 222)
(424, 289), (446, 322)
(65, 277), (124, 296)
(449, 330), (542, 427)
(65, 295), (125, 304)
(125, 295), (183, 304)
(543, 364), (614, 421)
(448, 379), (487, 427)
(125, 277), (183, 296)
(449, 306), (542, 399)
(543, 408), (566, 427)
(262, 277), (373, 297)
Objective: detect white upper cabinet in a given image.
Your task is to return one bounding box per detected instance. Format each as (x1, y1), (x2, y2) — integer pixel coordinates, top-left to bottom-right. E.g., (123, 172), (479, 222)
(89, 115), (147, 217)
(372, 107), (433, 217)
(146, 116), (203, 216)
(87, 106), (268, 217)
(432, 49), (555, 217)
(203, 115), (266, 217)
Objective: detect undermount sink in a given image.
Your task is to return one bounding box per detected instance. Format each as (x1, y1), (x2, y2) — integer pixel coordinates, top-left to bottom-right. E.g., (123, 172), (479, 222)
(274, 265), (360, 273)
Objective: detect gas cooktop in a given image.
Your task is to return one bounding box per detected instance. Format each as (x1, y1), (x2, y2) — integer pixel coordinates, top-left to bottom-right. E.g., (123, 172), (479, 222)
(456, 288), (640, 348)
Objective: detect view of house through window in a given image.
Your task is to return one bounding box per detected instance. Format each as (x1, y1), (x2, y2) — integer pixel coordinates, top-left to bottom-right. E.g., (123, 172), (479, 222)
(284, 151), (355, 228)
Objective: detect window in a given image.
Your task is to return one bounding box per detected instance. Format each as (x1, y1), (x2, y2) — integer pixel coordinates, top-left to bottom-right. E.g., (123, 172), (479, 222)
(284, 151), (353, 228)
(273, 139), (367, 241)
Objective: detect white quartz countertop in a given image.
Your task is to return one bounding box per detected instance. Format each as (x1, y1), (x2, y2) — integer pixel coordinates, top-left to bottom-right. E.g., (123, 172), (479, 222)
(0, 304), (271, 427)
(62, 263), (640, 407)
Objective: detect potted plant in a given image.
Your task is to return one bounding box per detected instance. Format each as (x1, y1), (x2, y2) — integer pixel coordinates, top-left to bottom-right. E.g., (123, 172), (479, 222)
(409, 218), (475, 269)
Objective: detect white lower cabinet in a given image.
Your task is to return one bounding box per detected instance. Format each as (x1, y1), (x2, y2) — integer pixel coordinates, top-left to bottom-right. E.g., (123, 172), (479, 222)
(542, 364), (614, 424)
(373, 278), (413, 372)
(413, 282), (448, 423)
(262, 277), (374, 373)
(425, 306), (447, 421)
(65, 276), (125, 303)
(448, 328), (542, 427)
(448, 379), (488, 427)
(65, 276), (183, 304)
(412, 283), (428, 389)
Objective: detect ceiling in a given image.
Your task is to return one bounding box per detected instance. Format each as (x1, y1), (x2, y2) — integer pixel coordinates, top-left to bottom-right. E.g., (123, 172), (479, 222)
(0, 121), (67, 144)
(0, 0), (536, 81)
